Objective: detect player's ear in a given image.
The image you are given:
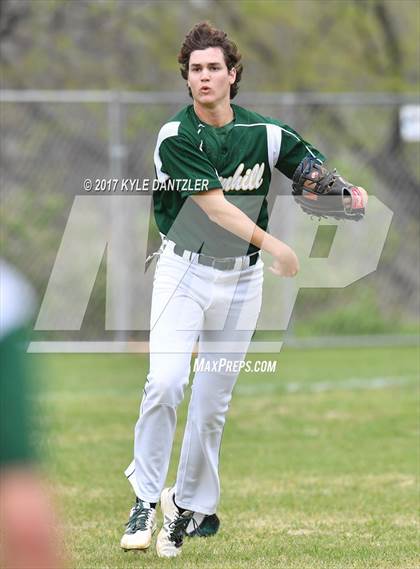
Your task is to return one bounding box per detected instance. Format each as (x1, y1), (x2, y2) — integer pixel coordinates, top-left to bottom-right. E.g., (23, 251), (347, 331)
(228, 67), (236, 84)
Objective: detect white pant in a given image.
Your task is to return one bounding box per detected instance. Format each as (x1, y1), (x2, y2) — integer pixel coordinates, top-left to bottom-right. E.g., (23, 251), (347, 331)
(125, 242), (263, 515)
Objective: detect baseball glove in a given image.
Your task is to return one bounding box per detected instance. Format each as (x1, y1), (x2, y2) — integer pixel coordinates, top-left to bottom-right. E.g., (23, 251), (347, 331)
(292, 156), (367, 221)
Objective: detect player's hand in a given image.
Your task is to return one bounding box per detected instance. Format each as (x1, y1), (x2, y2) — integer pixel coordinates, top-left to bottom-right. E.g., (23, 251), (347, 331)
(269, 243), (299, 277)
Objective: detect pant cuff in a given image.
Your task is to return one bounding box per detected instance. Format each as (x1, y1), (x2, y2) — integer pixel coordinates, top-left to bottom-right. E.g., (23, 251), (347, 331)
(175, 499), (217, 516)
(137, 493), (161, 503)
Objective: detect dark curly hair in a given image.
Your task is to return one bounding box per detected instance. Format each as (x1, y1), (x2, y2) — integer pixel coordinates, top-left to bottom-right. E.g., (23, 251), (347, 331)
(178, 21), (243, 100)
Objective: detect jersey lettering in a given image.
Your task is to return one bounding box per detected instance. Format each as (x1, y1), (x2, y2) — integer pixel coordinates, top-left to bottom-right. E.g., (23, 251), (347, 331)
(219, 162), (265, 191)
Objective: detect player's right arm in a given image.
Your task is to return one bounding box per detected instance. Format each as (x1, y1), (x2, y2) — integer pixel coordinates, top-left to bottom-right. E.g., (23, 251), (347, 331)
(156, 131), (298, 277)
(190, 189), (299, 277)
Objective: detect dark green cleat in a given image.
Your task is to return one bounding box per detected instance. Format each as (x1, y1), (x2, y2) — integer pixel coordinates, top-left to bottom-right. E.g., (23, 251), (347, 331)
(186, 513), (220, 538)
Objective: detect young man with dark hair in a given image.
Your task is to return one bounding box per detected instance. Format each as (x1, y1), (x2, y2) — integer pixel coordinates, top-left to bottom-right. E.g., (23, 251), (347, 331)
(121, 21), (366, 558)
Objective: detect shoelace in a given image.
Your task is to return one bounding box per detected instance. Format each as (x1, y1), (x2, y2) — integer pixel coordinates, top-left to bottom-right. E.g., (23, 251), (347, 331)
(168, 511), (201, 546)
(125, 503), (152, 533)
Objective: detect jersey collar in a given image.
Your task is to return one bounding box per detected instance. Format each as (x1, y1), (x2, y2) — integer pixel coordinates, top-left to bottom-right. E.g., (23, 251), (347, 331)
(191, 105), (236, 133)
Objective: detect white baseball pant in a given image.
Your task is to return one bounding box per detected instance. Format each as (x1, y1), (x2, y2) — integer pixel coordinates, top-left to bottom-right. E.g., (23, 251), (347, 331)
(125, 240), (263, 514)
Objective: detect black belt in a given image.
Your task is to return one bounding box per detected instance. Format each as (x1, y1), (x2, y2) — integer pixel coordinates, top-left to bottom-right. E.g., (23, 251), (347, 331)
(173, 244), (259, 271)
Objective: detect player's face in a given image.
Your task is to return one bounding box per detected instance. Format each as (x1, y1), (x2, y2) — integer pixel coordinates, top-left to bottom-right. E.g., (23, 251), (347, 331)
(188, 47), (236, 107)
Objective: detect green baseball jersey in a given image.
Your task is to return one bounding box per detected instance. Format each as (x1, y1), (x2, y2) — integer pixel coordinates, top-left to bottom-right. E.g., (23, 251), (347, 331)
(153, 103), (325, 257)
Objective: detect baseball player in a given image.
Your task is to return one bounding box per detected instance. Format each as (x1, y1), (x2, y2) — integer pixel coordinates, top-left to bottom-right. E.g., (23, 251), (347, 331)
(121, 21), (367, 558)
(0, 260), (65, 569)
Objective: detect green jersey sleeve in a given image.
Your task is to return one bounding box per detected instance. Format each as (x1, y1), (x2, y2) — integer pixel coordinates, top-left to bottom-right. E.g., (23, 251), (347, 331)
(275, 124), (326, 179)
(157, 135), (222, 198)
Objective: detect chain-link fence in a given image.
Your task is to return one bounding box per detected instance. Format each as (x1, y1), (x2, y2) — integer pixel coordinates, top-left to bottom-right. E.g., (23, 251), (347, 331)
(1, 91), (419, 342)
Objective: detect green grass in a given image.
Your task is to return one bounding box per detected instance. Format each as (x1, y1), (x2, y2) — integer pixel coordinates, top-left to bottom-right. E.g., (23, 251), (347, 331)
(33, 346), (419, 569)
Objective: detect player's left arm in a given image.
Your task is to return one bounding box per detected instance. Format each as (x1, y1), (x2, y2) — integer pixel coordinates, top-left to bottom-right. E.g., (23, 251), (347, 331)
(291, 156), (368, 220)
(275, 124), (368, 220)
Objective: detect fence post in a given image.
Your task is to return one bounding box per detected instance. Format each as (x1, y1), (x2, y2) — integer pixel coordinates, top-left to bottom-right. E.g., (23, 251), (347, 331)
(108, 95), (129, 342)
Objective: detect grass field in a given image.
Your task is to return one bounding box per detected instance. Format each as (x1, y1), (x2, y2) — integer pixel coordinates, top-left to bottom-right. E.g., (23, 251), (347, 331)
(34, 345), (419, 569)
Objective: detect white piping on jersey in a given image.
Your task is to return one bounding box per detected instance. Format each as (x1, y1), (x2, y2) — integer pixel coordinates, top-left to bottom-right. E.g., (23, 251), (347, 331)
(233, 122), (318, 161)
(234, 123), (270, 127)
(265, 124), (282, 173)
(154, 121), (180, 183)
